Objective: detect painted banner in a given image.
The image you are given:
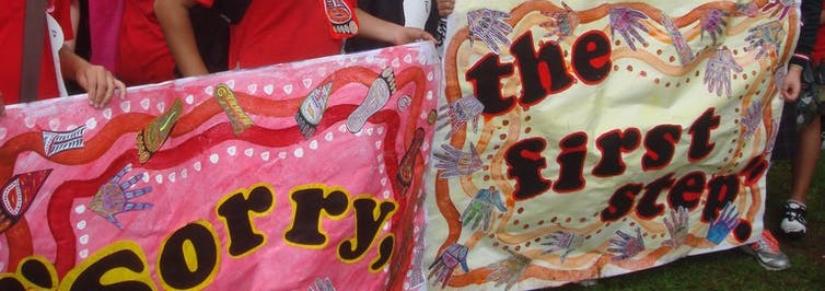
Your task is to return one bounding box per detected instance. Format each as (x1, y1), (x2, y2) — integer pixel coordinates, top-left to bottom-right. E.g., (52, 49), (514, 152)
(0, 42), (440, 290)
(425, 0), (796, 289)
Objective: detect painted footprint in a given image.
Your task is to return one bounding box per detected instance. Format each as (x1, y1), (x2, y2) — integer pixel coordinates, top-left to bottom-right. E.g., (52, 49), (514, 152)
(137, 98), (183, 163)
(347, 68), (396, 133)
(0, 170), (52, 234)
(296, 82), (334, 138)
(42, 126), (86, 157)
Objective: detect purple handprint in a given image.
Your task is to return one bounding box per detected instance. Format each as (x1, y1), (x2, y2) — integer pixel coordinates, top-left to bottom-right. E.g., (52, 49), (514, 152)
(437, 95), (485, 138)
(608, 227), (645, 261)
(434, 143), (483, 178)
(736, 1), (759, 17)
(609, 7), (650, 51)
(701, 9), (728, 44)
(663, 14), (694, 66)
(88, 163), (153, 228)
(539, 2), (580, 41)
(761, 0), (796, 20)
(704, 48), (743, 97)
(765, 116), (781, 155)
(706, 203), (740, 245)
(541, 231), (584, 262)
(746, 21), (785, 60)
(486, 250), (530, 291)
(428, 244), (470, 288)
(467, 9), (513, 55)
(662, 207), (689, 248)
(742, 100), (764, 138)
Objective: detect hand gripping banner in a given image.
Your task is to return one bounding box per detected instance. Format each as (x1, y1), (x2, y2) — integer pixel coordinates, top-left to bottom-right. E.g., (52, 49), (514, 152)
(0, 43), (440, 290)
(424, 1), (797, 289)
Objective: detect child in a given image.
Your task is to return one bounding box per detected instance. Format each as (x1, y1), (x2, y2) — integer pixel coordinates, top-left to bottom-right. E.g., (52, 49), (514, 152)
(743, 0), (822, 271)
(345, 0), (453, 53)
(155, 0), (435, 76)
(1, 0), (124, 112)
(776, 2), (825, 239)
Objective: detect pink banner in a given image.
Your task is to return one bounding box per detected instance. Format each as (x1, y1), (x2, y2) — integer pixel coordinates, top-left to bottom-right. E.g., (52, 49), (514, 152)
(0, 43), (440, 290)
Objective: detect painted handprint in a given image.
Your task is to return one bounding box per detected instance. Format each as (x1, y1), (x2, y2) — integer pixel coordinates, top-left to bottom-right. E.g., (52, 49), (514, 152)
(541, 231), (584, 262)
(704, 48), (743, 97)
(307, 277), (335, 291)
(742, 100), (764, 138)
(539, 2), (580, 40)
(461, 187), (507, 232)
(608, 227), (645, 261)
(428, 244), (470, 288)
(467, 9), (513, 55)
(437, 95), (484, 138)
(487, 250), (530, 291)
(662, 207), (689, 248)
(701, 9), (727, 44)
(433, 143), (483, 178)
(736, 1), (759, 17)
(706, 203), (740, 245)
(761, 0), (796, 20)
(609, 7), (649, 51)
(88, 164), (153, 228)
(746, 21), (784, 60)
(765, 116), (781, 154)
(406, 229), (427, 290)
(663, 14), (694, 66)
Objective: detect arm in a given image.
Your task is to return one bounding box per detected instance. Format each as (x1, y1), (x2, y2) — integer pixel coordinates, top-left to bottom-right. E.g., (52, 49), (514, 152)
(60, 45), (126, 108)
(356, 8), (434, 45)
(790, 0), (821, 67)
(783, 0), (822, 101)
(155, 0), (209, 77)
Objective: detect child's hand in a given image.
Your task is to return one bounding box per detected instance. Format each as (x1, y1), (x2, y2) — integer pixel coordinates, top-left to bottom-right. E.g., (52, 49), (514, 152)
(781, 65), (803, 101)
(437, 0), (455, 17)
(76, 64), (126, 109)
(393, 27), (435, 45)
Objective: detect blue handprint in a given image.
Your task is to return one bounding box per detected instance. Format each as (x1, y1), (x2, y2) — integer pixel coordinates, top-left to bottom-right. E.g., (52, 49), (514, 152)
(706, 203), (740, 245)
(461, 187), (507, 233)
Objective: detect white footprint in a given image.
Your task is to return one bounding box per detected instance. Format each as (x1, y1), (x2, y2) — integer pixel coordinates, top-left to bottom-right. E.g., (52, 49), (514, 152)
(347, 68), (395, 133)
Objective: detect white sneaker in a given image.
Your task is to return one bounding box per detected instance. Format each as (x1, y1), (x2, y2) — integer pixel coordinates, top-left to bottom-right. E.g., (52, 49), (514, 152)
(780, 200), (807, 238)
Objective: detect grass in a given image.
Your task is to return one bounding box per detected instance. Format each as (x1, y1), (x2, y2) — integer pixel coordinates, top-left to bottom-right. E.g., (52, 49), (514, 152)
(550, 159), (825, 291)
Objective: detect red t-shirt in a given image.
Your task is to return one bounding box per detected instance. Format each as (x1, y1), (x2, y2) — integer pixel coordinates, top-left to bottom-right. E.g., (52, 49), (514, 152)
(0, 0), (73, 104)
(196, 0), (357, 69)
(116, 0), (176, 85)
(812, 2), (825, 63)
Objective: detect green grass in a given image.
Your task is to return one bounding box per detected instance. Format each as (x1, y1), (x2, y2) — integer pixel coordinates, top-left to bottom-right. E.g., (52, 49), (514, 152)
(550, 160), (825, 291)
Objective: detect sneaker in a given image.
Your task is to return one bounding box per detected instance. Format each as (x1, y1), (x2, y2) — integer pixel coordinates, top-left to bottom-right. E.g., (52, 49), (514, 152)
(741, 230), (791, 271)
(780, 200), (808, 238)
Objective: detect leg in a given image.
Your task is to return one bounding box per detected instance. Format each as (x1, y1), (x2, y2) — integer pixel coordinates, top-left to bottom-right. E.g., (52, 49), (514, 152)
(790, 116), (821, 203)
(782, 114), (819, 237)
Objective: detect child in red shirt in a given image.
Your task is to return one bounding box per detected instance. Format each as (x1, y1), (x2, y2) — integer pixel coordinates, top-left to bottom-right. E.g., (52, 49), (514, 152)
(775, 1), (825, 238)
(0, 0), (125, 114)
(155, 0), (434, 76)
(116, 0), (177, 85)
